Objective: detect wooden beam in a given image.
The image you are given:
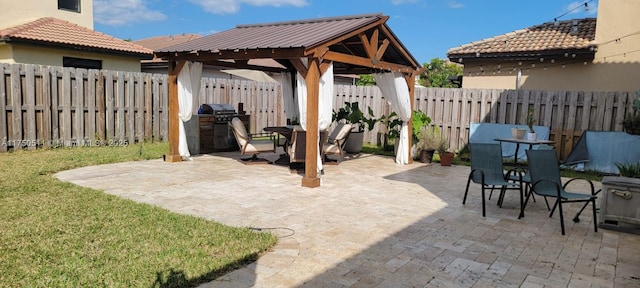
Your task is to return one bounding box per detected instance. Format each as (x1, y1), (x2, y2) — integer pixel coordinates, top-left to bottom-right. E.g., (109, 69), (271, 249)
(157, 48), (307, 62)
(301, 57), (321, 188)
(359, 32), (375, 59)
(305, 46), (329, 58)
(323, 51), (415, 73)
(165, 60), (185, 162)
(319, 59), (332, 75)
(289, 58), (308, 77)
(375, 39), (390, 62)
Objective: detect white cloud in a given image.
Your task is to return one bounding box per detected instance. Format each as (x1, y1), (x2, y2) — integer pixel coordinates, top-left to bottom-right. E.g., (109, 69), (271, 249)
(94, 0), (167, 26)
(448, 1), (465, 9)
(189, 0), (309, 15)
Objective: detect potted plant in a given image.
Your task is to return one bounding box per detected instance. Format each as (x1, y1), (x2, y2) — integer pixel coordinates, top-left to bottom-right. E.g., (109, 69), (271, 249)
(525, 107), (537, 140)
(333, 102), (378, 153)
(416, 125), (440, 163)
(437, 137), (455, 166)
(622, 90), (640, 135)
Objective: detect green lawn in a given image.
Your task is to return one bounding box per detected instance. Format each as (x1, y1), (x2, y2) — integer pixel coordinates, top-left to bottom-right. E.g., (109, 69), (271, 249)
(0, 143), (277, 287)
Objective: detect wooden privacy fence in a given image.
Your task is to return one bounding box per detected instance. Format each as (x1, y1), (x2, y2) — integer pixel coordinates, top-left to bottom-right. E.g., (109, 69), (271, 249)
(1, 63), (636, 161)
(414, 88), (636, 161)
(0, 63), (280, 152)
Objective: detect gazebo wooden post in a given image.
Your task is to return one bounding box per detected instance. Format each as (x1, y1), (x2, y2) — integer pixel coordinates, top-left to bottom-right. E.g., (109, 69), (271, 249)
(301, 58), (320, 188)
(165, 60), (186, 162)
(406, 74), (416, 164)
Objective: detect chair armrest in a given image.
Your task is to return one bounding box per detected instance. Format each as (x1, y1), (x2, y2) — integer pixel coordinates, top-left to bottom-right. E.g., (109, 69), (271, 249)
(563, 178), (596, 195)
(532, 179), (563, 197)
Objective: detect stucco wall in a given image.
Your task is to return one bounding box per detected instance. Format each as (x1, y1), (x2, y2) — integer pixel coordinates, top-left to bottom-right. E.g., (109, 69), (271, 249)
(0, 45), (14, 64)
(1, 44), (141, 72)
(1, 0), (93, 29)
(461, 59), (639, 92)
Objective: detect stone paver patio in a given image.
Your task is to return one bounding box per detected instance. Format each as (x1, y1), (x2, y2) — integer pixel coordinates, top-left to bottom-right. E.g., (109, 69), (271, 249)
(54, 150), (640, 287)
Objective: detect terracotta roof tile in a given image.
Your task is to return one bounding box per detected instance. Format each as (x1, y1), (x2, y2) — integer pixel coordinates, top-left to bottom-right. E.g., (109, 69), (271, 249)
(0, 17), (152, 57)
(447, 18), (597, 57)
(133, 34), (202, 51)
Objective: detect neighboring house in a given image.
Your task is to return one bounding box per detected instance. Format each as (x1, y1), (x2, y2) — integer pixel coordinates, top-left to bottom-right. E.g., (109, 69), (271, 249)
(135, 34), (359, 85)
(0, 0), (152, 72)
(447, 0), (640, 92)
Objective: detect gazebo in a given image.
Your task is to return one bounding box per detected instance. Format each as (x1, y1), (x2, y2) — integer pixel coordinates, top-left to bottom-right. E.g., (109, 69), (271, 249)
(155, 13), (422, 188)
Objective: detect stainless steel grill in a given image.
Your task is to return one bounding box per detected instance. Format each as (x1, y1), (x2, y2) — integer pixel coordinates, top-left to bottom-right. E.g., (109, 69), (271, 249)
(198, 103), (248, 152)
(199, 103), (238, 122)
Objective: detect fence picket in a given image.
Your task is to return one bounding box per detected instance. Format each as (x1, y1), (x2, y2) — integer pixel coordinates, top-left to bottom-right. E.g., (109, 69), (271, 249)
(25, 64), (37, 149)
(10, 64), (22, 150)
(0, 64), (7, 152)
(41, 66), (52, 148)
(75, 68), (85, 142)
(87, 69), (97, 141)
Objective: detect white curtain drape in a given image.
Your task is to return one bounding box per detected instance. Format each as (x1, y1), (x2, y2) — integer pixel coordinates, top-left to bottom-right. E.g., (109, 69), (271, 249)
(317, 62), (334, 173)
(296, 71), (307, 129)
(177, 61), (203, 160)
(373, 72), (411, 164)
(281, 72), (299, 123)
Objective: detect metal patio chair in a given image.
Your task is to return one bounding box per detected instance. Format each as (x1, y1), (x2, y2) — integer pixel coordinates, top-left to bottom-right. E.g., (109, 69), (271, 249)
(463, 143), (524, 218)
(525, 149), (598, 235)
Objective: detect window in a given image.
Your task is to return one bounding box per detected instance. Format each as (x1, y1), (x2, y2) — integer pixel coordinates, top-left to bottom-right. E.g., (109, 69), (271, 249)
(63, 57), (102, 70)
(58, 0), (81, 13)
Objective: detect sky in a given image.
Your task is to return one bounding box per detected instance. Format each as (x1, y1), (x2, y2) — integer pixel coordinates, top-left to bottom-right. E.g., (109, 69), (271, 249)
(93, 0), (598, 65)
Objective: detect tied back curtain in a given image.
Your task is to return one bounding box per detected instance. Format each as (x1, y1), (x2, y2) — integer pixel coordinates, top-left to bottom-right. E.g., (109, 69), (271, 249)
(373, 72), (411, 164)
(317, 62), (334, 173)
(177, 61), (203, 159)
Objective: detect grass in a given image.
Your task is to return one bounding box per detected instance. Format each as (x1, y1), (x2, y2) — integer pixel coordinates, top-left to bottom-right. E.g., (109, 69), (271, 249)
(0, 142), (277, 288)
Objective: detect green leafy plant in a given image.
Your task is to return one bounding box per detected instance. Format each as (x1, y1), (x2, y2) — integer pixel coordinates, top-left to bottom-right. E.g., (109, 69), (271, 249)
(333, 102), (378, 132)
(379, 111), (403, 147)
(412, 110), (432, 144)
(615, 161), (640, 178)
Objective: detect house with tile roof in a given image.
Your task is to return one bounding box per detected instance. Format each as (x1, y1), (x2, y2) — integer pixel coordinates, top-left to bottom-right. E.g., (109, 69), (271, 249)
(447, 0), (640, 92)
(0, 0), (152, 72)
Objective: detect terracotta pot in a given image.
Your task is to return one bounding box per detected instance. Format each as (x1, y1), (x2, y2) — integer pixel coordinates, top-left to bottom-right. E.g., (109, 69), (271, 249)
(439, 152), (455, 166)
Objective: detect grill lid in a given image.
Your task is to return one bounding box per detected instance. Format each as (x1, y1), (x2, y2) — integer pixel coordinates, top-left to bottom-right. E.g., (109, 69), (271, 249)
(199, 103), (235, 114)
